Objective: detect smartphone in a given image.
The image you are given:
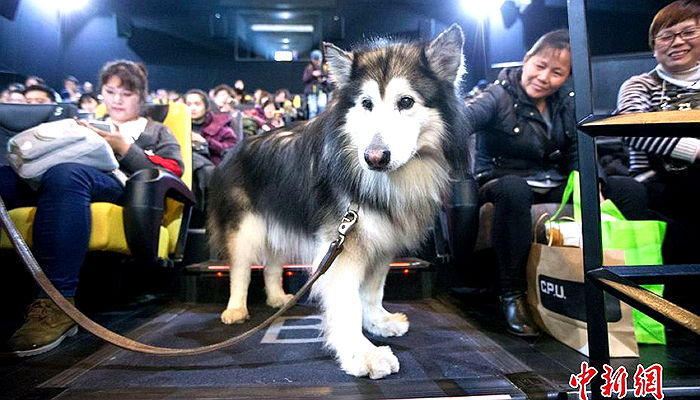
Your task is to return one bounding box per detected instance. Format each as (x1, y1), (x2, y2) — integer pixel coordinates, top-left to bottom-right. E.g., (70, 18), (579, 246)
(86, 120), (111, 132)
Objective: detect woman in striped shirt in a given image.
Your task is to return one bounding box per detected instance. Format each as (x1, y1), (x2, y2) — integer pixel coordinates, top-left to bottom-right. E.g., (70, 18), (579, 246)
(616, 0), (700, 264)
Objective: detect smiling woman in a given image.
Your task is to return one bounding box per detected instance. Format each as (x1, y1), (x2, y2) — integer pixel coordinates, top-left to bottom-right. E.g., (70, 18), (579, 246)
(467, 28), (650, 338)
(648, 0), (700, 73)
(615, 0), (700, 265)
(520, 31), (572, 112)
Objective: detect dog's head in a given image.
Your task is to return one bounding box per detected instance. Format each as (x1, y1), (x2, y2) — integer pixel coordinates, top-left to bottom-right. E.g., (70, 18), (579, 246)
(324, 24), (464, 172)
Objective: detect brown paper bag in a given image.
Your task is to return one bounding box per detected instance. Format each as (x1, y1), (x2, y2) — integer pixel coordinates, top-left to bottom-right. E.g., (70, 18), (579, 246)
(526, 242), (639, 357)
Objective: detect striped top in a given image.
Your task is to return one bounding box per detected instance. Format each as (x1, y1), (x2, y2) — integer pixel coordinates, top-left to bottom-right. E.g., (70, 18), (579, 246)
(616, 70), (700, 175)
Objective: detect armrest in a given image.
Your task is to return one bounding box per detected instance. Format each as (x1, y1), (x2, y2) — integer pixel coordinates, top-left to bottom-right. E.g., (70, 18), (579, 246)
(122, 168), (195, 265)
(445, 177), (479, 267)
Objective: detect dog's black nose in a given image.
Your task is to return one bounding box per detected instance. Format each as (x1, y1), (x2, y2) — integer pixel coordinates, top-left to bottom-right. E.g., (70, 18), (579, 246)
(364, 148), (391, 169)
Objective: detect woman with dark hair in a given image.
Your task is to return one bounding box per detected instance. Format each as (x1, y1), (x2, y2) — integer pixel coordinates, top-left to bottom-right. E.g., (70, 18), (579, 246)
(185, 89), (239, 166)
(211, 84), (237, 113)
(1, 60), (183, 356)
(616, 0), (700, 264)
(274, 88), (299, 122)
(185, 89), (239, 210)
(468, 30), (648, 337)
(78, 92), (100, 114)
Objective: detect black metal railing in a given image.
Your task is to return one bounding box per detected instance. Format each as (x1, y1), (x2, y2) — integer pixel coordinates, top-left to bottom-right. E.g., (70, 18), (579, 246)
(567, 1), (700, 399)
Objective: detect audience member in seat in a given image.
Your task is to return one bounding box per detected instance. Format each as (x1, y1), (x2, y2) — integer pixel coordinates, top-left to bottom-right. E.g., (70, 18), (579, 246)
(78, 92), (100, 114)
(24, 76), (44, 88)
(185, 89), (239, 166)
(467, 30), (649, 337)
(25, 76), (62, 102)
(233, 79), (249, 104)
(23, 85), (55, 104)
(274, 88), (299, 122)
(59, 75), (82, 103)
(185, 89), (239, 210)
(260, 100), (285, 133)
(82, 81), (94, 94)
(5, 88), (26, 104)
(252, 89), (271, 107)
(211, 84), (237, 113)
(0, 60), (183, 357)
(616, 0), (700, 264)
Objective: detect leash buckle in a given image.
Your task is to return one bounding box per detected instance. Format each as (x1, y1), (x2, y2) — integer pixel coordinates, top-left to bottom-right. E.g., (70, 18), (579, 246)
(336, 208), (358, 247)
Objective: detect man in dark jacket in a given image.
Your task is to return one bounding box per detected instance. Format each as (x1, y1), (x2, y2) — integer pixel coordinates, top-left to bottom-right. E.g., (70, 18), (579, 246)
(302, 49), (329, 119)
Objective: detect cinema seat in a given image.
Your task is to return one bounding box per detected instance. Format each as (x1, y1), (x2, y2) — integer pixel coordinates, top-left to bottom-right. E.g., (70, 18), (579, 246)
(0, 102), (194, 265)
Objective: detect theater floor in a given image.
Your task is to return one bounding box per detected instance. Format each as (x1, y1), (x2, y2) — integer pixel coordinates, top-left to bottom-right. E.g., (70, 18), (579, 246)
(1, 283), (698, 400)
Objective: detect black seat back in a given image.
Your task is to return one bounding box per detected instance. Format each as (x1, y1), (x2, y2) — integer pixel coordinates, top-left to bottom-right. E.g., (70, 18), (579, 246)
(144, 103), (168, 122)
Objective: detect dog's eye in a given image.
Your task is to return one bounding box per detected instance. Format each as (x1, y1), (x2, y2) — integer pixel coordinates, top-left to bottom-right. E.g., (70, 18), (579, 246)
(398, 96), (415, 110)
(361, 99), (373, 111)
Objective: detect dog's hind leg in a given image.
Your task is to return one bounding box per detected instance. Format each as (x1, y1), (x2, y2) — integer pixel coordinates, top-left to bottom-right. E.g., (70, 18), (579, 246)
(313, 250), (400, 379)
(221, 213), (265, 325)
(360, 258), (409, 337)
(263, 257), (294, 308)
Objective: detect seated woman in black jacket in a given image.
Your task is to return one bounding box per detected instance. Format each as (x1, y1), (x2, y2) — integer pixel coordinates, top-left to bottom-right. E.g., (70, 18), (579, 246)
(468, 29), (648, 337)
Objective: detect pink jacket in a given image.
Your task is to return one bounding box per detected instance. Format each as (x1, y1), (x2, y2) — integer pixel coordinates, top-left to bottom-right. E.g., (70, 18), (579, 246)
(199, 112), (239, 165)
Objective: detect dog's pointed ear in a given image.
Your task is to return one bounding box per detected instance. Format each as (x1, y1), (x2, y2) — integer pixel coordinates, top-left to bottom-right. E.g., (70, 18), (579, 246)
(323, 42), (353, 88)
(425, 23), (465, 84)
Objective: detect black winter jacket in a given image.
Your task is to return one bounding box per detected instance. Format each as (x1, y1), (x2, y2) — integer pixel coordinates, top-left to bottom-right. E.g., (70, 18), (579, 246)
(467, 67), (577, 185)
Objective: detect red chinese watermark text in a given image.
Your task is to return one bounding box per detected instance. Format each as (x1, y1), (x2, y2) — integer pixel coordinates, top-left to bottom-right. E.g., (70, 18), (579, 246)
(569, 362), (663, 400)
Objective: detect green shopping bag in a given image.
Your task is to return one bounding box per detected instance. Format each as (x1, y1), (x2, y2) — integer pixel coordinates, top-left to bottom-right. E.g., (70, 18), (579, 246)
(550, 171), (667, 344)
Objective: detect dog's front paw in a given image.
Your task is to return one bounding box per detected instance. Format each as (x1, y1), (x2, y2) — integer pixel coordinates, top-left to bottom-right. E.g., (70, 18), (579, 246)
(220, 307), (249, 324)
(340, 346), (400, 379)
(365, 312), (409, 337)
(266, 293), (294, 308)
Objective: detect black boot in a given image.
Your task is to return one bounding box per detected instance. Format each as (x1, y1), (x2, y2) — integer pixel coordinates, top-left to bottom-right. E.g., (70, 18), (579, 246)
(500, 292), (539, 337)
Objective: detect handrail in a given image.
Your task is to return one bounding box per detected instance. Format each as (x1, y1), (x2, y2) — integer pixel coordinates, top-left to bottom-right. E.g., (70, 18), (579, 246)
(587, 268), (700, 336)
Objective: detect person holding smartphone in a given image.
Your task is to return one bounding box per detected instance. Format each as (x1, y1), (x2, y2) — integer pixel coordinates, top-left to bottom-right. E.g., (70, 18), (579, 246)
(1, 60), (183, 357)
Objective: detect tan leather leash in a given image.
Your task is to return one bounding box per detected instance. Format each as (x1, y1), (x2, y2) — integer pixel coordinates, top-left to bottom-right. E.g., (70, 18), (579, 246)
(0, 195), (358, 356)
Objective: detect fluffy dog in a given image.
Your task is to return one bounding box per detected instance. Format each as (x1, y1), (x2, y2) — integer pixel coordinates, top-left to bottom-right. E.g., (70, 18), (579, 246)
(208, 24), (470, 379)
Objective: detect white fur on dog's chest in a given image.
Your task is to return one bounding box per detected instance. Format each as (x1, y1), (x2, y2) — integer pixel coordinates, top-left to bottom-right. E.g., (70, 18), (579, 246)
(355, 197), (441, 254)
(353, 158), (449, 252)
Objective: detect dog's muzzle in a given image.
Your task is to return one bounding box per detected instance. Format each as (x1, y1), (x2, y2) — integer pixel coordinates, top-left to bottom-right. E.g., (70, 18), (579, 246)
(364, 148), (391, 170)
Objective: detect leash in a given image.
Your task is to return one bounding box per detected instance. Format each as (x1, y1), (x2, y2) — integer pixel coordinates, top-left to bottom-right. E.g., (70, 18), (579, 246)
(0, 195), (359, 356)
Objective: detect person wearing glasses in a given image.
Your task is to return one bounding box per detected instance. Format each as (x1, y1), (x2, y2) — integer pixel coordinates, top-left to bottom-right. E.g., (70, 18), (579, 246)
(616, 0), (700, 265)
(1, 60), (184, 357)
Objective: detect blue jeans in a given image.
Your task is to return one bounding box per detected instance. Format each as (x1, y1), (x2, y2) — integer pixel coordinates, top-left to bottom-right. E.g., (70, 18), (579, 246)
(0, 164), (124, 297)
(306, 92), (327, 119)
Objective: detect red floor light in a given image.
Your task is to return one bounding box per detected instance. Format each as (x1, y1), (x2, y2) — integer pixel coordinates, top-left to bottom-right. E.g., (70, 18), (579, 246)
(207, 265), (313, 271)
(205, 260), (420, 272)
(391, 262), (411, 267)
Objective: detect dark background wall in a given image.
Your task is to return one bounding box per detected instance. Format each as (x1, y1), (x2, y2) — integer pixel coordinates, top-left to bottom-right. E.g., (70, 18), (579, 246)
(486, 0), (672, 71)
(0, 0), (675, 101)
